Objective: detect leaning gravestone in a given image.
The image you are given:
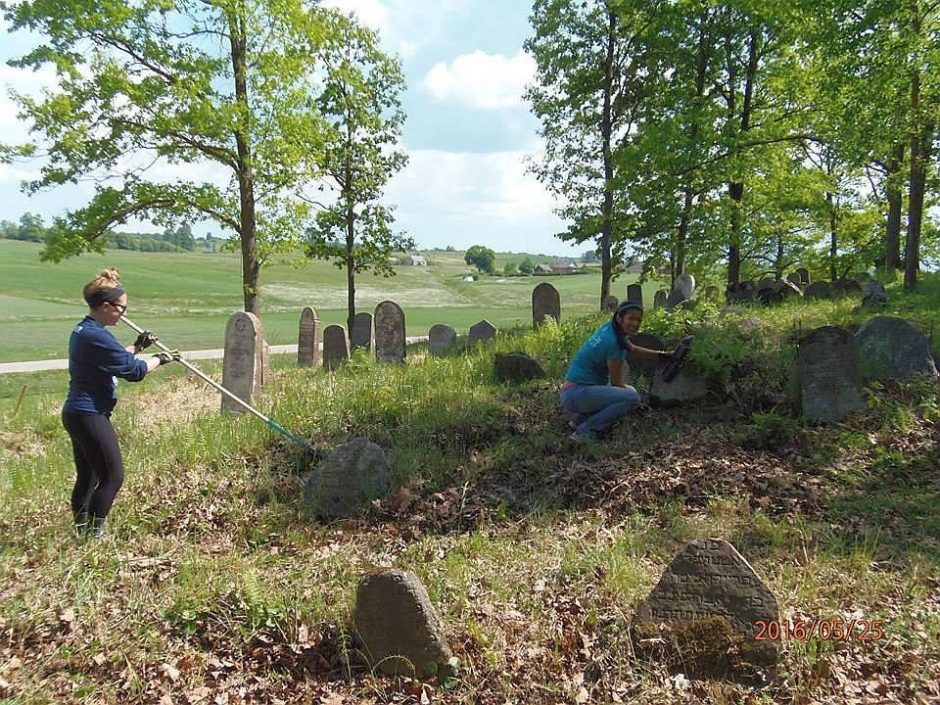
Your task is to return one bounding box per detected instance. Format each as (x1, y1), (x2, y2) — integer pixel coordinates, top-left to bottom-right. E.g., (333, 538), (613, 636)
(856, 316), (938, 381)
(626, 283), (643, 307)
(860, 280), (888, 308)
(786, 272), (802, 287)
(355, 569), (453, 676)
(795, 267), (810, 285)
(468, 320), (497, 346)
(351, 312), (375, 352)
(322, 325), (350, 370)
(798, 326), (865, 421)
(374, 301), (406, 363)
(303, 437), (392, 519)
(494, 352), (545, 383)
(221, 311), (265, 415)
(653, 290), (668, 310)
(603, 294), (619, 312)
(532, 282), (561, 328)
(666, 273), (695, 309)
(297, 307), (320, 368)
(632, 538), (780, 682)
(627, 333), (664, 382)
(803, 281), (831, 300)
(428, 324), (457, 357)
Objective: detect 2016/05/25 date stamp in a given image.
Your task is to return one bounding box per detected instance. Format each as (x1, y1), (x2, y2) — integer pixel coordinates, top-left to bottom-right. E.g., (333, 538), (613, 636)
(755, 618), (885, 642)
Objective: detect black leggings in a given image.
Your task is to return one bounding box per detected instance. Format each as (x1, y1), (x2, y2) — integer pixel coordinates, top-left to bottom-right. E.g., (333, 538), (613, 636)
(62, 411), (125, 520)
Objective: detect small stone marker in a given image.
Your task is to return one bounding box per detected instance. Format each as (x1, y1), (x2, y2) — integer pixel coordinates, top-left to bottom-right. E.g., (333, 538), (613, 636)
(727, 280), (756, 304)
(860, 280), (888, 308)
(626, 283), (643, 307)
(354, 569), (453, 676)
(303, 437), (392, 519)
(468, 319), (497, 346)
(666, 273), (695, 309)
(795, 267), (810, 285)
(297, 307), (320, 367)
(374, 300), (406, 363)
(532, 282), (561, 327)
(653, 290), (668, 310)
(494, 352), (545, 383)
(603, 294), (619, 312)
(351, 312), (375, 352)
(322, 325), (350, 370)
(221, 311), (265, 415)
(803, 281), (831, 300)
(428, 324), (457, 357)
(798, 326), (865, 421)
(856, 316), (938, 381)
(633, 538), (780, 682)
(756, 277), (775, 292)
(649, 363), (708, 405)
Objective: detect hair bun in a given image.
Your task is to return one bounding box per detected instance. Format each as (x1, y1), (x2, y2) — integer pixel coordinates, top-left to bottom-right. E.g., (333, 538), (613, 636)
(99, 267), (122, 283)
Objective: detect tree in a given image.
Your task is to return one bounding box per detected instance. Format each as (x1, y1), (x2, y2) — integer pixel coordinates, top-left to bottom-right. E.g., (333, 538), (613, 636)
(519, 256), (535, 275)
(304, 13), (411, 332)
(464, 245), (496, 274)
(1, 0), (352, 314)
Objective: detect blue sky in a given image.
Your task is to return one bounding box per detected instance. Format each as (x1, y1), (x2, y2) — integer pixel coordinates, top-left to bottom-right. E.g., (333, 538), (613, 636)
(0, 0), (583, 257)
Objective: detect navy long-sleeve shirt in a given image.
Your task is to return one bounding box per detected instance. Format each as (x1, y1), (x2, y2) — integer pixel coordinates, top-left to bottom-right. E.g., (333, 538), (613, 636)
(63, 316), (148, 415)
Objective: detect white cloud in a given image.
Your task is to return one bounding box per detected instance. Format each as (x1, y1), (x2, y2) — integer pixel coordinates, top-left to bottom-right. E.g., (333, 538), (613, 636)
(320, 0), (389, 33)
(423, 49), (535, 110)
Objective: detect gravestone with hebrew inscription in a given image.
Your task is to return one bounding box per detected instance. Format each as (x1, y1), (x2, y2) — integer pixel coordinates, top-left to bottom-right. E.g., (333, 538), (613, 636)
(322, 325), (349, 370)
(428, 324), (457, 357)
(633, 538), (780, 682)
(626, 283), (643, 307)
(532, 282), (561, 328)
(221, 311), (266, 415)
(303, 437), (392, 519)
(350, 312), (374, 352)
(297, 307), (320, 367)
(468, 320), (497, 346)
(798, 326), (865, 421)
(666, 273), (695, 309)
(856, 316), (938, 381)
(653, 290), (668, 310)
(374, 301), (406, 363)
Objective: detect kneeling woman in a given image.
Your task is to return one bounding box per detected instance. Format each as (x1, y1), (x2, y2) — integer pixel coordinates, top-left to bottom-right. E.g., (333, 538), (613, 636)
(560, 301), (670, 440)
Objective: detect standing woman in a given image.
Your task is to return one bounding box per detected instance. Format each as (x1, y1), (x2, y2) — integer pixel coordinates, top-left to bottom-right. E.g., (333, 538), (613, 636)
(560, 301), (672, 440)
(62, 268), (176, 538)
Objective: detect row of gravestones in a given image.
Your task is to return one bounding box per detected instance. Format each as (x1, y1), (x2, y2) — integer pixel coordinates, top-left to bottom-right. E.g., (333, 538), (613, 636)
(305, 437), (783, 682)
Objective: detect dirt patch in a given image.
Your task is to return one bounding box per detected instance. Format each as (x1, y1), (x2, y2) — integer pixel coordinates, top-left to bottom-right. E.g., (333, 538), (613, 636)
(127, 373), (218, 432)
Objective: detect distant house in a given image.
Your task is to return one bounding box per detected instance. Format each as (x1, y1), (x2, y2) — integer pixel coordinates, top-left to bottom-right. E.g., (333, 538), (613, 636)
(463, 275), (475, 282)
(402, 254), (427, 266)
(534, 264), (554, 275)
(552, 260), (581, 275)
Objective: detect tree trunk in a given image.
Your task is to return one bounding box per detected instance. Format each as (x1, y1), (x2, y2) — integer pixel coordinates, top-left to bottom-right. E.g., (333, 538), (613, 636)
(344, 129), (357, 333)
(774, 231), (784, 279)
(885, 142), (904, 270)
(827, 191), (838, 281)
(905, 70), (930, 291)
(598, 7), (615, 310)
(727, 181), (743, 285)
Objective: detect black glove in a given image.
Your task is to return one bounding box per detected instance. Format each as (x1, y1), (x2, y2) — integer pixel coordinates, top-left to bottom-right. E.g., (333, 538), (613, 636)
(134, 330), (158, 350)
(153, 350), (180, 366)
(660, 336), (694, 383)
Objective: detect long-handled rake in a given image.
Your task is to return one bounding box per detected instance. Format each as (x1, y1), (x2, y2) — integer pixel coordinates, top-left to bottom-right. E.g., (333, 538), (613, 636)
(120, 315), (322, 460)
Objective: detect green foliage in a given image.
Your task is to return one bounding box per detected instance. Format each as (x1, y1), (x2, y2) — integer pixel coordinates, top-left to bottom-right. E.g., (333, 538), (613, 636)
(518, 257), (535, 275)
(464, 245), (496, 274)
(735, 412), (802, 451)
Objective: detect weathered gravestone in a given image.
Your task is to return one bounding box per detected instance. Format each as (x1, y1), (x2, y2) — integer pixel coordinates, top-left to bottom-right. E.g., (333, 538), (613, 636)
(603, 294), (619, 312)
(354, 569), (453, 676)
(428, 324), (457, 357)
(303, 437), (392, 519)
(532, 282), (561, 328)
(855, 316), (938, 381)
(831, 278), (862, 296)
(649, 361), (708, 405)
(860, 280), (888, 308)
(727, 280), (756, 304)
(322, 325), (350, 370)
(351, 312), (375, 352)
(494, 352), (545, 383)
(627, 333), (665, 382)
(756, 277), (775, 293)
(627, 283), (644, 307)
(795, 267), (810, 285)
(666, 273), (696, 309)
(297, 307), (320, 368)
(632, 538), (780, 682)
(653, 290), (668, 310)
(374, 301), (406, 363)
(803, 281), (831, 300)
(468, 319), (497, 346)
(221, 311), (266, 414)
(798, 326), (865, 421)
(786, 272), (802, 288)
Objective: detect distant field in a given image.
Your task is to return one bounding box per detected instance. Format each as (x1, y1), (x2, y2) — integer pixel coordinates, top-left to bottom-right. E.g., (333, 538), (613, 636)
(0, 240), (659, 362)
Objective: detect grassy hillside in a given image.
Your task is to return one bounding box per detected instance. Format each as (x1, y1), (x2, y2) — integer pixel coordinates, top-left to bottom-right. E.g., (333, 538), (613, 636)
(0, 240), (661, 362)
(1, 276), (938, 703)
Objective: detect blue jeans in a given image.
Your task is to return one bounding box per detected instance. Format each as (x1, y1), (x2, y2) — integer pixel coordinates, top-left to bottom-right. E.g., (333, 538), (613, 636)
(560, 384), (641, 438)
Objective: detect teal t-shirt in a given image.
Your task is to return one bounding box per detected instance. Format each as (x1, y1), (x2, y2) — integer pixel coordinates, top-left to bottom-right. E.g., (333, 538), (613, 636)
(565, 322), (629, 385)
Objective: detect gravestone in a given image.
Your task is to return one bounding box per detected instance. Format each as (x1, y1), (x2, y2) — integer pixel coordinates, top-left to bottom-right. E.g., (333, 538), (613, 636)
(322, 325), (350, 370)
(776, 279), (803, 300)
(798, 326), (865, 421)
(297, 307), (320, 367)
(221, 311), (265, 415)
(303, 437), (392, 519)
(649, 363), (708, 405)
(831, 278), (862, 296)
(494, 352), (545, 383)
(856, 316), (938, 381)
(532, 282), (561, 328)
(854, 271), (871, 284)
(786, 272), (802, 287)
(727, 280), (756, 304)
(428, 324), (457, 357)
(666, 273), (696, 309)
(803, 281), (831, 300)
(860, 280), (888, 308)
(653, 290), (668, 310)
(351, 312), (375, 352)
(374, 301), (406, 363)
(626, 283), (644, 307)
(468, 320), (497, 346)
(633, 538), (780, 682)
(795, 267), (810, 285)
(627, 333), (664, 382)
(756, 277), (775, 292)
(354, 569), (453, 676)
(603, 294), (619, 312)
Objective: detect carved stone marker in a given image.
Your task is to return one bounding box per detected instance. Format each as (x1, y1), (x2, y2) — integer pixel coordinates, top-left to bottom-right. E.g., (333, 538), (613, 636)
(603, 294), (619, 312)
(803, 281), (831, 300)
(860, 280), (888, 308)
(322, 325), (349, 370)
(633, 538), (780, 682)
(798, 326), (865, 421)
(468, 319), (497, 346)
(756, 277), (775, 292)
(626, 283), (643, 307)
(351, 312), (374, 352)
(532, 282), (561, 327)
(786, 272), (802, 287)
(856, 316), (938, 381)
(726, 281), (756, 304)
(303, 437), (392, 519)
(354, 569), (453, 676)
(494, 352), (545, 383)
(428, 324), (457, 357)
(649, 364), (708, 405)
(297, 306), (320, 368)
(795, 267), (810, 285)
(653, 290), (668, 310)
(666, 273), (696, 309)
(374, 300), (406, 363)
(222, 311), (265, 415)
(627, 333), (664, 382)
